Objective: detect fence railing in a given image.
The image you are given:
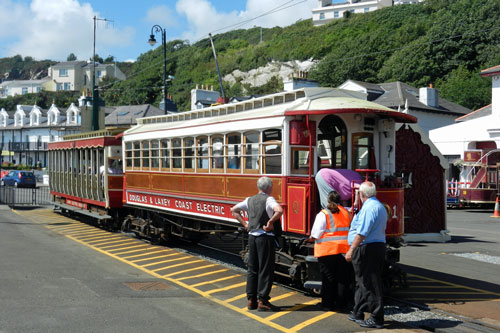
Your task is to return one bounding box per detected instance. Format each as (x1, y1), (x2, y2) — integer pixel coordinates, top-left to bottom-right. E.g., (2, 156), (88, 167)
(0, 185), (52, 206)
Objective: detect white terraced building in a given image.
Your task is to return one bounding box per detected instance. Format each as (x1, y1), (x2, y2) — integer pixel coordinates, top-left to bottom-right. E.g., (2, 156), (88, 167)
(312, 0), (424, 26)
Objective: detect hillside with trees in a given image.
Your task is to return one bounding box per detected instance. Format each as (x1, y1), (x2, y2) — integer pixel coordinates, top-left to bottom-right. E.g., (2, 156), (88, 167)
(1, 0), (499, 112)
(101, 0), (499, 111)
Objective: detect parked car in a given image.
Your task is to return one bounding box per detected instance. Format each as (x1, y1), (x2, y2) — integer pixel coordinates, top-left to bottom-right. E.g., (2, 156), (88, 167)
(1, 170), (37, 188)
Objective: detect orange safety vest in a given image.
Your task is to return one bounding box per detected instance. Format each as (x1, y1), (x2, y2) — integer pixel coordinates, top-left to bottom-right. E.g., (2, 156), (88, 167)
(314, 206), (351, 258)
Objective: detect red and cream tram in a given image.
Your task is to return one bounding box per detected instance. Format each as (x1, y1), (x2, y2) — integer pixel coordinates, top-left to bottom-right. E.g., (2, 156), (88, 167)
(48, 128), (125, 226)
(48, 87), (417, 288)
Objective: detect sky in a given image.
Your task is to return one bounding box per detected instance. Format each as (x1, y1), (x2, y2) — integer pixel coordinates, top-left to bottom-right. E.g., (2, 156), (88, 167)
(0, 0), (320, 62)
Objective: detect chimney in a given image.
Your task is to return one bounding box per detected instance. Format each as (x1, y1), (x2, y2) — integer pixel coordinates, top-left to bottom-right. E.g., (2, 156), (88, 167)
(419, 85), (439, 108)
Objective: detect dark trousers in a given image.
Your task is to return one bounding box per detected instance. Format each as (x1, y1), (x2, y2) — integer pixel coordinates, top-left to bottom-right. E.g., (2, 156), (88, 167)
(246, 234), (275, 301)
(318, 254), (354, 309)
(352, 242), (385, 322)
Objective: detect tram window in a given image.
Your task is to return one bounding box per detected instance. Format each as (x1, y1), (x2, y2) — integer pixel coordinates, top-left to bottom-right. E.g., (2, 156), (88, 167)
(227, 133), (241, 173)
(125, 142), (133, 170)
(133, 141), (141, 169)
(244, 132), (260, 174)
(184, 137), (195, 172)
(352, 133), (373, 170)
(142, 141), (150, 170)
(263, 129), (282, 175)
(160, 139), (170, 171)
(197, 136), (209, 172)
(151, 140), (160, 170)
(318, 115), (347, 169)
(291, 148), (310, 174)
(172, 138), (182, 170)
(211, 136), (224, 171)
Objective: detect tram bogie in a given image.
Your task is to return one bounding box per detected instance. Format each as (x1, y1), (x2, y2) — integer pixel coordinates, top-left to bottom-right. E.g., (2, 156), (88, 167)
(48, 88), (417, 289)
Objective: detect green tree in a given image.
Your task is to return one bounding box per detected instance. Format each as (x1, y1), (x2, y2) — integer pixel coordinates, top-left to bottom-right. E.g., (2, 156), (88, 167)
(67, 53), (77, 61)
(435, 66), (491, 110)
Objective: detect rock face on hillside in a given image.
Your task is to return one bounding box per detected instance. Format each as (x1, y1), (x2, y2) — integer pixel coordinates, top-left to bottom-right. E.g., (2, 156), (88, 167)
(223, 59), (317, 88)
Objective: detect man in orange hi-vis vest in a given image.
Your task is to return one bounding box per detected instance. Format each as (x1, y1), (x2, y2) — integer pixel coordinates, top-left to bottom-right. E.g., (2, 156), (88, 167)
(304, 191), (354, 311)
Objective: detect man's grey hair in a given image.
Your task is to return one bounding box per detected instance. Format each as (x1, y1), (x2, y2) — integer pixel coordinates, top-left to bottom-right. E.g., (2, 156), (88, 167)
(359, 181), (376, 198)
(257, 176), (273, 192)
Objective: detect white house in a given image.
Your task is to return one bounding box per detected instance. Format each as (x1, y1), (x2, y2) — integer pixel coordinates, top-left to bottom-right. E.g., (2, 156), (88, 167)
(429, 65), (500, 167)
(0, 104), (83, 167)
(339, 80), (471, 135)
(312, 0), (423, 26)
(0, 78), (49, 98)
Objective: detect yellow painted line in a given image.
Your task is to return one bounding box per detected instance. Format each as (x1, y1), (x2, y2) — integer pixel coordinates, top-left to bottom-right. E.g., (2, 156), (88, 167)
(68, 230), (107, 237)
(122, 249), (173, 259)
(112, 246), (153, 256)
(107, 244), (150, 253)
(153, 259), (204, 272)
(408, 273), (500, 296)
(265, 299), (321, 321)
(225, 286), (277, 304)
(47, 224), (86, 231)
(99, 241), (140, 250)
(63, 228), (102, 235)
(225, 293), (248, 303)
(289, 311), (336, 332)
(89, 238), (131, 246)
(190, 274), (242, 288)
(174, 267), (226, 280)
(131, 253), (181, 263)
(55, 233), (292, 333)
(269, 291), (297, 302)
(79, 234), (120, 241)
(239, 291), (296, 311)
(143, 256), (192, 268)
(205, 282), (246, 295)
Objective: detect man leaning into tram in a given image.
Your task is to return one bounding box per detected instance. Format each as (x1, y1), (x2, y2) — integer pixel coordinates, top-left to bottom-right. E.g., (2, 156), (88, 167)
(231, 176), (283, 312)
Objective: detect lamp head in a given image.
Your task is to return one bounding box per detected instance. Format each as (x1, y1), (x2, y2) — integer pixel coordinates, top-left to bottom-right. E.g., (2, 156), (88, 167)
(148, 35), (157, 46)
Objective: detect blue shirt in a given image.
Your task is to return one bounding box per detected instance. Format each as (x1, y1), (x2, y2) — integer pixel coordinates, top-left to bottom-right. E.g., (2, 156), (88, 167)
(348, 197), (387, 245)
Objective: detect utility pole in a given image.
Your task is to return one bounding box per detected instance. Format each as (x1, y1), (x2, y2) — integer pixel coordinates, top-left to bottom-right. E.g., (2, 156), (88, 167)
(92, 16), (113, 131)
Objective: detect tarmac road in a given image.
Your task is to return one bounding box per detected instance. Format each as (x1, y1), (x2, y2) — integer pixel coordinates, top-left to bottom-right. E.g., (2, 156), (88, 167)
(396, 209), (500, 330)
(0, 206), (277, 333)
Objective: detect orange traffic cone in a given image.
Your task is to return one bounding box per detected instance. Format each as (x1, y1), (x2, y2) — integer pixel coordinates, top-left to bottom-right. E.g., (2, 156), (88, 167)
(491, 195), (500, 218)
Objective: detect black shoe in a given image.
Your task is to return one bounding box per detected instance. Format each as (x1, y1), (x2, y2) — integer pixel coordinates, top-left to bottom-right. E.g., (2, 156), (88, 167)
(358, 317), (384, 329)
(348, 311), (364, 322)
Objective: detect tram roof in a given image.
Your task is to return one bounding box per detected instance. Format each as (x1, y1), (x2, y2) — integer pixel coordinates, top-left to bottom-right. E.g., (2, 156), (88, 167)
(124, 88), (417, 139)
(48, 128), (126, 150)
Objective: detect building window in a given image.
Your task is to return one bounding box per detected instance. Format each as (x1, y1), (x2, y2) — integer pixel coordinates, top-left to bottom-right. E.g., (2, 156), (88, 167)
(36, 87), (41, 92)
(364, 7), (370, 12)
(64, 83), (71, 91)
(22, 87), (28, 95)
(97, 70), (102, 78)
(334, 11), (339, 18)
(319, 13), (325, 20)
(56, 83), (63, 91)
(59, 69), (68, 77)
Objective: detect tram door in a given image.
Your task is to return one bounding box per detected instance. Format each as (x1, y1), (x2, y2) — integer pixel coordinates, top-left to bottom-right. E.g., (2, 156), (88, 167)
(317, 115), (347, 169)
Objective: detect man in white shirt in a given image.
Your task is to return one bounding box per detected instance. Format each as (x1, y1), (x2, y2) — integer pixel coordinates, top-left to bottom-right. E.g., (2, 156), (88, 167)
(231, 177), (283, 311)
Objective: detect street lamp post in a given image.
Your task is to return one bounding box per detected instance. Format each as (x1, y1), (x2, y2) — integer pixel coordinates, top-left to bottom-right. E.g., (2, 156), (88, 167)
(148, 25), (167, 113)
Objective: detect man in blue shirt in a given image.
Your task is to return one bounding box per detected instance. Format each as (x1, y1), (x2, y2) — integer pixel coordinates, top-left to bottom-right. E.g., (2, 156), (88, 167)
(345, 181), (387, 329)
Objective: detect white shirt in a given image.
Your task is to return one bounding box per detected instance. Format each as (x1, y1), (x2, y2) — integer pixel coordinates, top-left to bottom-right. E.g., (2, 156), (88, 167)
(310, 211), (328, 239)
(235, 195), (279, 236)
